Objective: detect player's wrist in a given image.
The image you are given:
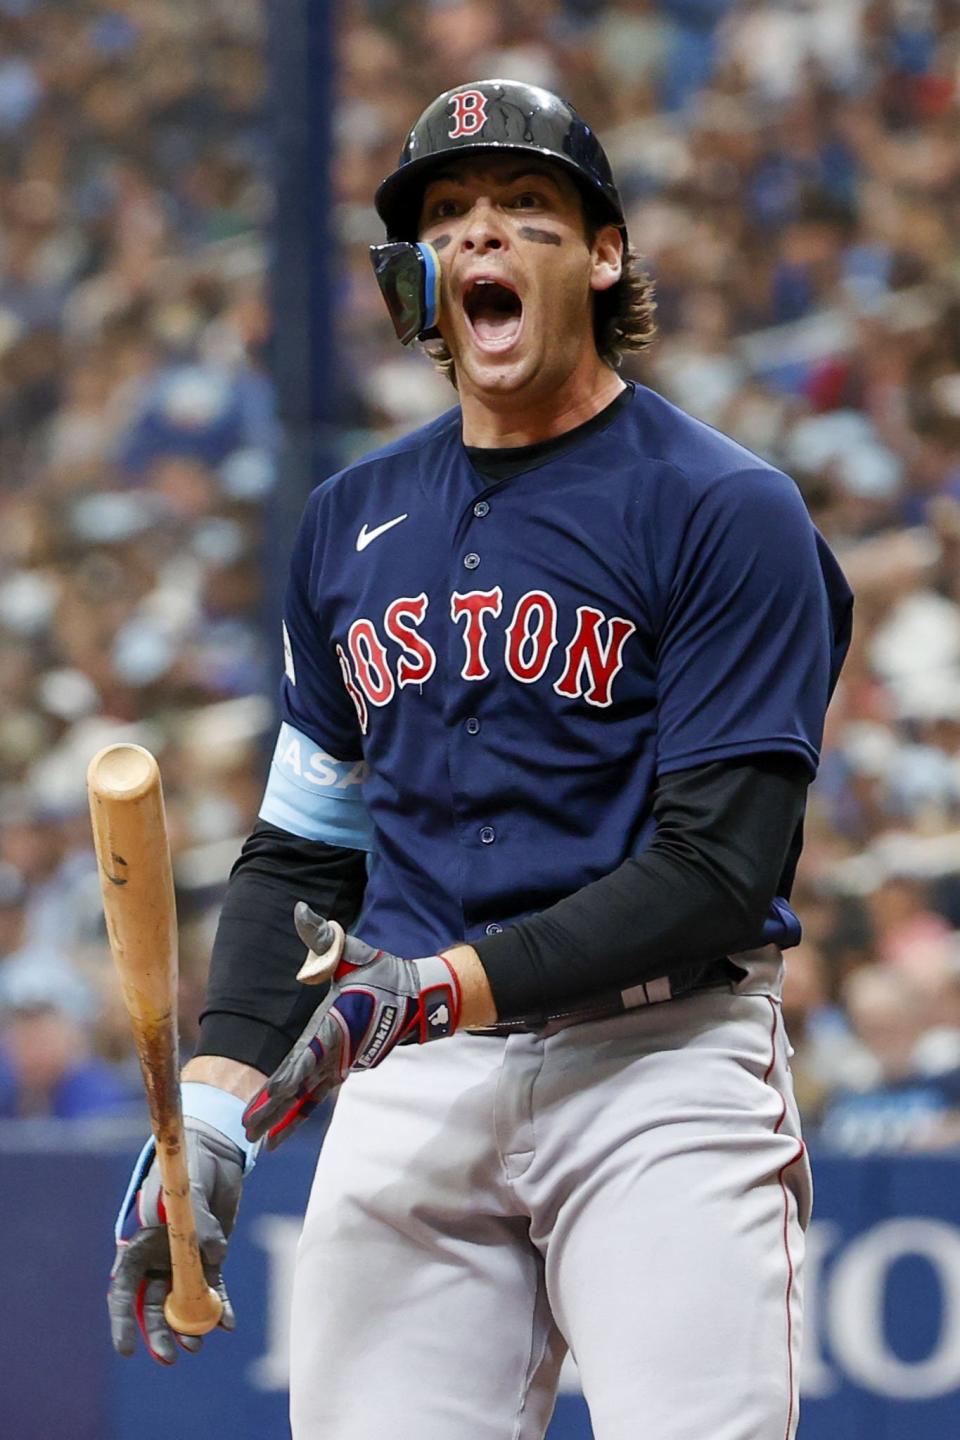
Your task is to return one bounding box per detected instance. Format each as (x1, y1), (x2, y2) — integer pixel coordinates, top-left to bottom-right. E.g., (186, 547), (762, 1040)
(180, 1083), (263, 1172)
(182, 1054), (266, 1100)
(438, 943), (498, 1029)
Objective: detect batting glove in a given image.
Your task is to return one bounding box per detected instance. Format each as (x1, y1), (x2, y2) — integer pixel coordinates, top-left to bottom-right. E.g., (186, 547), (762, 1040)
(110, 1089), (259, 1364)
(242, 902), (462, 1150)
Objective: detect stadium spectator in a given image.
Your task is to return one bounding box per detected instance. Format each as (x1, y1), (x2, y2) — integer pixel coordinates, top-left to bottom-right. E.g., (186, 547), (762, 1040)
(0, 988), (136, 1120)
(818, 965), (960, 1153)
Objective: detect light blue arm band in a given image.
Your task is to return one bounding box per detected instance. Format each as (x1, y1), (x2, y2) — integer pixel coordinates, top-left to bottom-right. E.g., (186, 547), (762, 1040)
(181, 1083), (263, 1173)
(258, 721), (376, 851)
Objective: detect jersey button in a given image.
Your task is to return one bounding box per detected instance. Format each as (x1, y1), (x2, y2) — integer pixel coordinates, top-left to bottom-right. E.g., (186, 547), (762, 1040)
(465, 717), (481, 735)
(473, 500), (490, 518)
(464, 552), (481, 570)
(485, 922), (503, 935)
(479, 826), (496, 845)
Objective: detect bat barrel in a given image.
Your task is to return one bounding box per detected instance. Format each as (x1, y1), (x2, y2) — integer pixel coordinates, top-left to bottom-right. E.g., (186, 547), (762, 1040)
(88, 743), (180, 1140)
(87, 744), (178, 1025)
(87, 742), (160, 803)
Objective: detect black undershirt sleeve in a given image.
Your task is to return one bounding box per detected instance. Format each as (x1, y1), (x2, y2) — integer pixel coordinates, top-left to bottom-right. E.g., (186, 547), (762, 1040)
(196, 753), (807, 1069)
(473, 753), (810, 1022)
(196, 823), (368, 1074)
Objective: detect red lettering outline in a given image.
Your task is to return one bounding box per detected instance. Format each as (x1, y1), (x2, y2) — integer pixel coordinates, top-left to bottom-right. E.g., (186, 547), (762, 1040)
(347, 619), (395, 708)
(553, 606), (636, 708)
(336, 643), (368, 735)
(450, 588), (503, 680)
(449, 89), (488, 140)
(384, 593), (436, 688)
(504, 590), (559, 684)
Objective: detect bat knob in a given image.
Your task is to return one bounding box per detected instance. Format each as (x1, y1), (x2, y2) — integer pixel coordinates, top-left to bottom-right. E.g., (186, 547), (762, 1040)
(296, 917), (345, 985)
(164, 1286), (223, 1336)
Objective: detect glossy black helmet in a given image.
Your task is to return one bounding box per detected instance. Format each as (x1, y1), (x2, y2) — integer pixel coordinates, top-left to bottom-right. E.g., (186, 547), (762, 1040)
(375, 79), (627, 242)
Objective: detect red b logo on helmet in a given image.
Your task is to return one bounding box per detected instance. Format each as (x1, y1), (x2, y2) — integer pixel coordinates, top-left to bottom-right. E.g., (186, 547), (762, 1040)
(449, 89), (488, 139)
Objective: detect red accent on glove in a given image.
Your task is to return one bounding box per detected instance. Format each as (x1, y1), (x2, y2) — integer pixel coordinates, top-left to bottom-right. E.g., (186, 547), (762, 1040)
(267, 1092), (316, 1145)
(332, 948), (385, 983)
(135, 1277), (172, 1366)
(441, 954), (463, 1025)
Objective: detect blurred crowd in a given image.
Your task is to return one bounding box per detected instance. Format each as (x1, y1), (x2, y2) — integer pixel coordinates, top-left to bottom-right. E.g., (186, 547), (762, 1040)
(3, 0), (960, 1152)
(0, 0), (274, 1118)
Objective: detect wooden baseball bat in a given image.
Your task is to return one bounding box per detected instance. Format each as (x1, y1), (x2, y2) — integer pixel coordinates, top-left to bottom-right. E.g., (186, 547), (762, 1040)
(87, 743), (223, 1337)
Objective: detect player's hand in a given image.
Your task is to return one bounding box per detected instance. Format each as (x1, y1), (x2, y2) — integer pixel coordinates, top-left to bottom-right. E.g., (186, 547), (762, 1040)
(242, 903), (462, 1151)
(109, 1120), (243, 1364)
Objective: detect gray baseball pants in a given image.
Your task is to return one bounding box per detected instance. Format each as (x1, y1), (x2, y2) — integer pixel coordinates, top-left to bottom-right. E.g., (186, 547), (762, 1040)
(289, 963), (810, 1439)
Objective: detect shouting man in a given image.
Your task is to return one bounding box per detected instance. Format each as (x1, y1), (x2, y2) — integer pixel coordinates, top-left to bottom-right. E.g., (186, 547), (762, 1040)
(110, 81), (852, 1440)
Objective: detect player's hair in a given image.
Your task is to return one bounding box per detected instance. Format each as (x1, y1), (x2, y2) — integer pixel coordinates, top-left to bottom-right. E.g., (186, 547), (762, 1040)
(423, 223), (657, 386)
(594, 246), (658, 367)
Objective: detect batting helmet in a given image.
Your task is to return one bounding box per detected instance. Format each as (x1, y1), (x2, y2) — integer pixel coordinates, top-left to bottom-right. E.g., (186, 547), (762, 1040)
(375, 79), (627, 242)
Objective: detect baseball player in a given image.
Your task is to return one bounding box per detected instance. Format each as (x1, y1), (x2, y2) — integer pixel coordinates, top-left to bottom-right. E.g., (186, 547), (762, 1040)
(109, 81), (853, 1440)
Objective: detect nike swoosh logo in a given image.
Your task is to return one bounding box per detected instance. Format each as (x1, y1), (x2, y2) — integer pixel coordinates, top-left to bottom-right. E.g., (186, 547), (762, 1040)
(356, 514), (408, 552)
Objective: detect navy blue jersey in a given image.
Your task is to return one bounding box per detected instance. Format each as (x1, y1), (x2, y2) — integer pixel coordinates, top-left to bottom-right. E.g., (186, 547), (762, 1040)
(260, 383), (852, 959)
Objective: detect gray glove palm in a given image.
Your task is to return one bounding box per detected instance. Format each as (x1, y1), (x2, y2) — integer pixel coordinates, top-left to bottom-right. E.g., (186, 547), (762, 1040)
(110, 1119), (243, 1364)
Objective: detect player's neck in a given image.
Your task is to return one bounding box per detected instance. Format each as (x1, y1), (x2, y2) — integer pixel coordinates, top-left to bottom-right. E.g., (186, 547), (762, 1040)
(459, 362), (626, 450)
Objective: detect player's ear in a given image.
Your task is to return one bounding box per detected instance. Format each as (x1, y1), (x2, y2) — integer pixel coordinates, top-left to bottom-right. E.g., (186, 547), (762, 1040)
(589, 223), (623, 296)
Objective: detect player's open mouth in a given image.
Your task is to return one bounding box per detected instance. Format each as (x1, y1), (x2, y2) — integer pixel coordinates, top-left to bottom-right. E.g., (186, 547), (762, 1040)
(462, 278), (524, 352)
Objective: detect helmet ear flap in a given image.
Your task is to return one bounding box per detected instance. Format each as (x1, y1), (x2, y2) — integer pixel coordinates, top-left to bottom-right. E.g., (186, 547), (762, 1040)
(368, 242), (442, 346)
